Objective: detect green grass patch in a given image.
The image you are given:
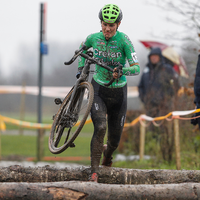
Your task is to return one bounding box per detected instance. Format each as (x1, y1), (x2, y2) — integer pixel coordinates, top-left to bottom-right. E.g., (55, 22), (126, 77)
(2, 110), (200, 170)
(2, 135), (37, 157)
(113, 153), (200, 170)
(1, 132), (200, 170)
(1, 132), (92, 158)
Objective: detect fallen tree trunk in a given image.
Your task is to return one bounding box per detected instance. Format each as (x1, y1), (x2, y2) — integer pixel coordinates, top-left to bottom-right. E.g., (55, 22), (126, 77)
(0, 165), (200, 184)
(0, 181), (200, 200)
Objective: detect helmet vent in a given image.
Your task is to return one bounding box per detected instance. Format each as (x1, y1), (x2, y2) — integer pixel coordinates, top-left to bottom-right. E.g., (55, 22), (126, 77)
(103, 6), (110, 10)
(113, 7), (119, 12)
(104, 11), (109, 14)
(112, 11), (117, 15)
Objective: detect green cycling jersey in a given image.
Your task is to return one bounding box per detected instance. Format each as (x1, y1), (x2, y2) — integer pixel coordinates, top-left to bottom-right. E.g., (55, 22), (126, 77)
(78, 31), (140, 88)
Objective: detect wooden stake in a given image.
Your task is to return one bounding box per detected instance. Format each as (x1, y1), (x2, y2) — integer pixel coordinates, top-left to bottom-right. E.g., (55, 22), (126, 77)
(139, 122), (145, 160)
(19, 82), (26, 135)
(174, 118), (181, 170)
(37, 129), (45, 161)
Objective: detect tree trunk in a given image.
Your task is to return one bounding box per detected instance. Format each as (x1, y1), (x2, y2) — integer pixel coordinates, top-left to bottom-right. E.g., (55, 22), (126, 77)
(0, 165), (200, 184)
(0, 181), (200, 200)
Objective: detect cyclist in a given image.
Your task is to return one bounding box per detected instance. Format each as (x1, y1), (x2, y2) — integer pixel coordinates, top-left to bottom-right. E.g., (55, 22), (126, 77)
(77, 4), (140, 182)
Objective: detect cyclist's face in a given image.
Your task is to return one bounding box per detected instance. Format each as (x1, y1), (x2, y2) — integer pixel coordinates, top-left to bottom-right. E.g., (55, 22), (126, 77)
(101, 21), (121, 40)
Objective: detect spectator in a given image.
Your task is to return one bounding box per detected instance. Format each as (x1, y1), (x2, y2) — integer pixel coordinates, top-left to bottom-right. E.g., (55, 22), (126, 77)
(191, 54), (200, 128)
(138, 47), (180, 162)
(138, 47), (180, 117)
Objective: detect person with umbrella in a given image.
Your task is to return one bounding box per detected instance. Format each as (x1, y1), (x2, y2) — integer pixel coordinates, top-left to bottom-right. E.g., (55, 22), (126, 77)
(138, 47), (180, 114)
(138, 47), (180, 162)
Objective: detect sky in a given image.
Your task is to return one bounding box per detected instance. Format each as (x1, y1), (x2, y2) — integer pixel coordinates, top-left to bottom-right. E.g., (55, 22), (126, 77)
(0, 0), (181, 77)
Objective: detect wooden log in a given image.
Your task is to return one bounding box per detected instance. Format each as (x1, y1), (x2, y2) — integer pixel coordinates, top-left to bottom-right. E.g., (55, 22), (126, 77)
(0, 165), (200, 185)
(0, 181), (200, 200)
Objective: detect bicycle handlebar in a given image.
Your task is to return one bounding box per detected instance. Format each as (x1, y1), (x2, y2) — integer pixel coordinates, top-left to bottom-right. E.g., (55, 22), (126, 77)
(64, 45), (123, 86)
(64, 45), (87, 65)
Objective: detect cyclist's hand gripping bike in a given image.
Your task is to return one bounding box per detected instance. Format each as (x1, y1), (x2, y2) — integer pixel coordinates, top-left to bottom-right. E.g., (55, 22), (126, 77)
(48, 45), (122, 154)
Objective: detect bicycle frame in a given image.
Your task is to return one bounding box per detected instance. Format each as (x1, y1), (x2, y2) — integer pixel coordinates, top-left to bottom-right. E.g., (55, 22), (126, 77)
(63, 59), (92, 123)
(63, 45), (122, 126)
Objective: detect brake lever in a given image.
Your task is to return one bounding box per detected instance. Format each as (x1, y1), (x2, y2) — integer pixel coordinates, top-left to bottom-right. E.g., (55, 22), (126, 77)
(75, 44), (87, 54)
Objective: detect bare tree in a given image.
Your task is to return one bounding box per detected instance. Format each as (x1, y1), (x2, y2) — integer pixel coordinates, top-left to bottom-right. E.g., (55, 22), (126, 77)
(150, 0), (200, 44)
(147, 0), (199, 79)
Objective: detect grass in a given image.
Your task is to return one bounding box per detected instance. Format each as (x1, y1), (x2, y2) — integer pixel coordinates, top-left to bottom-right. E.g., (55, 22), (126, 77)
(2, 135), (37, 157)
(113, 152), (200, 170)
(1, 132), (92, 165)
(1, 134), (91, 157)
(0, 113), (94, 165)
(1, 111), (200, 170)
(1, 130), (200, 170)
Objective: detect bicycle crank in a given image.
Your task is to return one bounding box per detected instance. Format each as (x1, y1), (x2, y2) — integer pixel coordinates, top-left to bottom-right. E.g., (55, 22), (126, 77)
(69, 142), (76, 148)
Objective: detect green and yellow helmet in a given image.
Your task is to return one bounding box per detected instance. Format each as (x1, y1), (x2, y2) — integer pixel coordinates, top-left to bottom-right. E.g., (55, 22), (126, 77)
(99, 4), (123, 23)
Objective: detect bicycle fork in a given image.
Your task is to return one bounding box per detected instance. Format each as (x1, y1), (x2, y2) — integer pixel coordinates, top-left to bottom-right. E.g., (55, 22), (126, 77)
(66, 60), (91, 115)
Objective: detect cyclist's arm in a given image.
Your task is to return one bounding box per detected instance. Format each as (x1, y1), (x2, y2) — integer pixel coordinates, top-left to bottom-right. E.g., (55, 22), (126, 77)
(122, 34), (140, 76)
(78, 35), (92, 69)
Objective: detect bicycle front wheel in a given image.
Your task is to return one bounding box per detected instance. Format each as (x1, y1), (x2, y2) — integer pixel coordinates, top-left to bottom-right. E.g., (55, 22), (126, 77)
(48, 81), (94, 154)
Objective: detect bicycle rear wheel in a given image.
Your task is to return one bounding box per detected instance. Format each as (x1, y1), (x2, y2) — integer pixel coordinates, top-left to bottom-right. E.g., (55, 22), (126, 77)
(48, 81), (94, 154)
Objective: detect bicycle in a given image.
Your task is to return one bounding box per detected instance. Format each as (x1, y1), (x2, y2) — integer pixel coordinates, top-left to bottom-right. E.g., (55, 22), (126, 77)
(48, 44), (122, 154)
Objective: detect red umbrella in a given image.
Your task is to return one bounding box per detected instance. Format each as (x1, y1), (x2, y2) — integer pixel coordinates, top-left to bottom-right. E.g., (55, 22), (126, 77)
(140, 40), (189, 78)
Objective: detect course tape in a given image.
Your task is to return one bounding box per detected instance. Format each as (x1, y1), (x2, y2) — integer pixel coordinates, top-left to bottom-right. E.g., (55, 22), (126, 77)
(0, 115), (51, 130)
(124, 109), (200, 128)
(0, 115), (92, 131)
(0, 109), (200, 131)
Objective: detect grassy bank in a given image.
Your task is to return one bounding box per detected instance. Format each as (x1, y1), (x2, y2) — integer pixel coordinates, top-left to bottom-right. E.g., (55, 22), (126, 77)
(1, 130), (200, 170)
(1, 132), (92, 165)
(114, 152), (200, 170)
(1, 111), (200, 170)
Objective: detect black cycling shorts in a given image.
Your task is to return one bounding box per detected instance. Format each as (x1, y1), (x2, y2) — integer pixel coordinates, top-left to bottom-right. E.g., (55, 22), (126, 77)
(90, 78), (127, 150)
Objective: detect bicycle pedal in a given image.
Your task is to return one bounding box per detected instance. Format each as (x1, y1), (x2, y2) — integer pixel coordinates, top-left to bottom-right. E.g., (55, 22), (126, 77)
(52, 114), (56, 120)
(54, 98), (62, 105)
(69, 143), (75, 148)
